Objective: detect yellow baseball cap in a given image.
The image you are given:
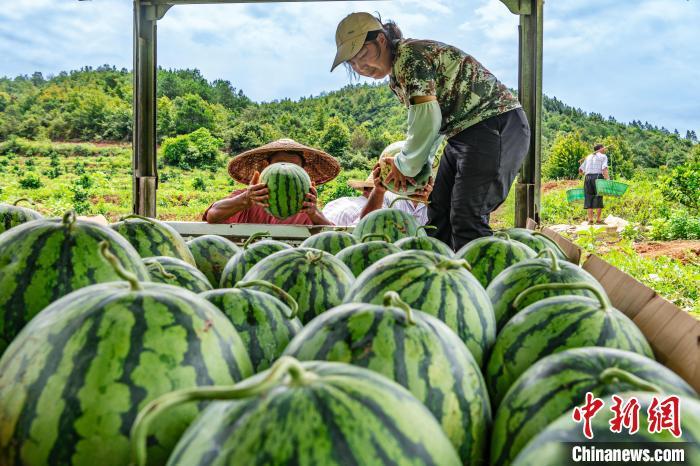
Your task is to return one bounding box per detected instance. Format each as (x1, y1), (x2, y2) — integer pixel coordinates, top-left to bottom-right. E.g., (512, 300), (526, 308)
(330, 12), (383, 72)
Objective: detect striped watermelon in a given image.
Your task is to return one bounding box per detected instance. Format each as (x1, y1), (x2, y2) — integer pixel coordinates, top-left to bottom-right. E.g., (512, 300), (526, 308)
(111, 214), (196, 266)
(0, 198), (43, 234)
(344, 250), (495, 367)
(335, 233), (401, 277)
(487, 249), (603, 330)
(502, 228), (569, 262)
(300, 230), (358, 254)
(187, 235), (240, 287)
(486, 282), (654, 408)
(219, 232), (291, 288)
(455, 232), (537, 287)
(259, 162), (310, 219)
(395, 235), (454, 256)
(513, 392), (700, 466)
(201, 280), (303, 372)
(0, 247), (253, 466)
(144, 256), (213, 292)
(0, 212), (149, 354)
(242, 247), (354, 324)
(352, 199), (424, 243)
(284, 294), (491, 465)
(490, 347), (696, 466)
(147, 358), (462, 466)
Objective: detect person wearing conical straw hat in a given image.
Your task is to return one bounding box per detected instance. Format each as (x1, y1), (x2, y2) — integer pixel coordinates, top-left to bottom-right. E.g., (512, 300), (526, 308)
(331, 12), (530, 251)
(203, 138), (339, 225)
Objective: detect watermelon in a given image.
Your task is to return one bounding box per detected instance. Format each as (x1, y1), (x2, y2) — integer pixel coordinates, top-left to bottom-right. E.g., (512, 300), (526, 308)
(502, 228), (569, 262)
(0, 198), (43, 234)
(490, 347), (696, 466)
(344, 250), (495, 367)
(0, 245), (253, 466)
(219, 231), (291, 288)
(187, 235), (240, 287)
(284, 294), (491, 465)
(513, 392), (700, 466)
(0, 211), (150, 354)
(201, 280), (303, 372)
(242, 247), (354, 324)
(335, 233), (401, 277)
(395, 234), (454, 256)
(486, 282), (654, 408)
(300, 230), (358, 254)
(111, 214), (196, 266)
(259, 162), (311, 219)
(455, 232), (537, 287)
(144, 256), (213, 293)
(487, 249), (604, 330)
(141, 358), (462, 466)
(352, 198), (424, 243)
(379, 156), (432, 195)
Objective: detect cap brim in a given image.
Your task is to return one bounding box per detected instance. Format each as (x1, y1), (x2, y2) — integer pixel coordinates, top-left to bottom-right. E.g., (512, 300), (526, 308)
(330, 35), (365, 72)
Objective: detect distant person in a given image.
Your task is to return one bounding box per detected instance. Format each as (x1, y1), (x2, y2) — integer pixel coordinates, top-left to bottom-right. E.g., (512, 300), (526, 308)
(321, 175), (374, 226)
(579, 144), (610, 224)
(203, 139), (339, 225)
(331, 12), (530, 250)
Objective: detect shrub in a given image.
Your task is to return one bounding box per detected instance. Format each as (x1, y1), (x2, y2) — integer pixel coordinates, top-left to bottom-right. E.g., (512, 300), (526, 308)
(74, 161), (86, 175)
(192, 176), (207, 191)
(649, 213), (700, 241)
(19, 174), (43, 189)
(660, 163), (700, 213)
(71, 187), (91, 214)
(162, 127), (223, 170)
(543, 132), (589, 180)
(76, 174), (94, 189)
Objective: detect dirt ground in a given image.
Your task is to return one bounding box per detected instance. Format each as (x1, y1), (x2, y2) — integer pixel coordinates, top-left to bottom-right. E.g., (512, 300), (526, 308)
(633, 240), (700, 263)
(542, 179), (580, 193)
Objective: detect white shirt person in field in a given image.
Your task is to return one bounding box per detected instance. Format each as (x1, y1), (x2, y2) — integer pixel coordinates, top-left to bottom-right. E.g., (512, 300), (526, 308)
(578, 144), (610, 224)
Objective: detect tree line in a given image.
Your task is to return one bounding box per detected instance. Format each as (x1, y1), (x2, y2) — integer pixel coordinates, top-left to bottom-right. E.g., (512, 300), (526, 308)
(0, 65), (697, 178)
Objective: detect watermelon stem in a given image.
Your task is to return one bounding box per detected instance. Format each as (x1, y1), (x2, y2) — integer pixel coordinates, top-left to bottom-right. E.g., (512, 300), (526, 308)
(417, 225), (438, 231)
(599, 367), (663, 393)
(130, 356), (314, 466)
(305, 249), (325, 263)
(242, 231), (271, 249)
(532, 231), (568, 257)
(389, 195), (428, 208)
(361, 233), (391, 243)
(437, 258), (472, 271)
(62, 210), (77, 229)
(119, 213), (157, 223)
(144, 260), (177, 280)
(99, 241), (142, 290)
(513, 282), (612, 311)
(494, 232), (511, 241)
(236, 280), (300, 319)
(535, 248), (560, 271)
(12, 198), (34, 206)
(382, 291), (415, 325)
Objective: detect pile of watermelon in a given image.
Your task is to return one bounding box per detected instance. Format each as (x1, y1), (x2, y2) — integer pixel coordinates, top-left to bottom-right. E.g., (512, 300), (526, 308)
(0, 203), (697, 466)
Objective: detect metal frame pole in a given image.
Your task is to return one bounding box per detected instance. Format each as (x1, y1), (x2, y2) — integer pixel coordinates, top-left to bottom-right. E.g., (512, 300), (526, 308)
(514, 0), (543, 227)
(133, 1), (159, 217)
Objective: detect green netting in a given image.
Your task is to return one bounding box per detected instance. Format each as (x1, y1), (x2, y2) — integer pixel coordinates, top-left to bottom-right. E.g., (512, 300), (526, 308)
(566, 188), (585, 203)
(595, 179), (629, 197)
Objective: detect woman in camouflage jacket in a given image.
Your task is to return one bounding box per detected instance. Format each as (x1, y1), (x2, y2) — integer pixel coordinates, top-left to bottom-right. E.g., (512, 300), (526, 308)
(331, 12), (531, 251)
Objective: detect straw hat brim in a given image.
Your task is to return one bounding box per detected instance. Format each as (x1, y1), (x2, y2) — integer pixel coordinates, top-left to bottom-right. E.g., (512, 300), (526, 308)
(227, 139), (340, 185)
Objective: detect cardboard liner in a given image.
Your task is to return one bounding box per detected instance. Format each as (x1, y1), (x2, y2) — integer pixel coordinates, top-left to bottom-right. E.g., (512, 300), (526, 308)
(527, 220), (700, 393)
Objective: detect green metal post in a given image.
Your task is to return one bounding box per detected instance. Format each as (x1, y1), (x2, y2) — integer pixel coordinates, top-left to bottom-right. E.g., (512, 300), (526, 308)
(133, 1), (158, 217)
(514, 0), (543, 227)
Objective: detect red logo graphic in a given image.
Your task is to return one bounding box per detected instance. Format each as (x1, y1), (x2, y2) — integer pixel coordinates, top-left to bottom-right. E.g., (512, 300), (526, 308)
(648, 395), (682, 438)
(609, 395), (640, 434)
(572, 392), (605, 439)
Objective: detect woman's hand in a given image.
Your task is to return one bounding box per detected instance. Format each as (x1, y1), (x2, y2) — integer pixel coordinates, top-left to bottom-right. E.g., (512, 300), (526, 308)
(303, 183), (333, 225)
(242, 171), (269, 207)
(410, 176), (433, 202)
(371, 163), (386, 193)
(382, 157), (415, 193)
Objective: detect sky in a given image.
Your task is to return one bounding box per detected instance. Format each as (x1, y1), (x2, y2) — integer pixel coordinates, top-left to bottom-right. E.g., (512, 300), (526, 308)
(0, 0), (698, 135)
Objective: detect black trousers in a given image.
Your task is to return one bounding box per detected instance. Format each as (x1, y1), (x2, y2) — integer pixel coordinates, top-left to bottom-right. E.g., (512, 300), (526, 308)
(584, 174), (604, 209)
(428, 108), (530, 251)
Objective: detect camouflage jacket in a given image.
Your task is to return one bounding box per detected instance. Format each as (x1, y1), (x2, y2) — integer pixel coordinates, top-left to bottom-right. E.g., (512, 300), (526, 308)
(389, 39), (522, 139)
